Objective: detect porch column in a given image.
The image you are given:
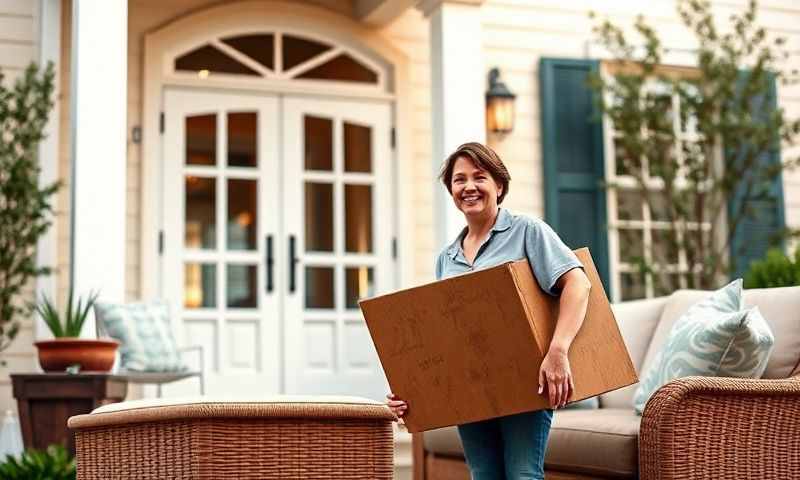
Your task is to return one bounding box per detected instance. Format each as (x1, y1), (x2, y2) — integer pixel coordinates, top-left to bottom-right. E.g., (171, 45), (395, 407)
(70, 0), (127, 335)
(420, 0), (487, 250)
(36, 0), (61, 339)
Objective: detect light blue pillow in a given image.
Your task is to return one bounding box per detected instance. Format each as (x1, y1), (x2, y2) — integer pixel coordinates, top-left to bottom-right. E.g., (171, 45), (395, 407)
(94, 300), (186, 372)
(632, 279), (774, 415)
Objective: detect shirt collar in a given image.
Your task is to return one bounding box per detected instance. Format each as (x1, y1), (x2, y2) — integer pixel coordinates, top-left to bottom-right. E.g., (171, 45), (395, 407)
(446, 208), (512, 259)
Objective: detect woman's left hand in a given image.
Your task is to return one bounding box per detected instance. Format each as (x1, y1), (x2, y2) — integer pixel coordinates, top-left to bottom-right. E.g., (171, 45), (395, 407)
(538, 348), (574, 409)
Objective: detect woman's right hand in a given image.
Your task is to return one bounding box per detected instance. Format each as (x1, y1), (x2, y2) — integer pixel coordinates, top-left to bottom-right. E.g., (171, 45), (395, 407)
(386, 393), (408, 420)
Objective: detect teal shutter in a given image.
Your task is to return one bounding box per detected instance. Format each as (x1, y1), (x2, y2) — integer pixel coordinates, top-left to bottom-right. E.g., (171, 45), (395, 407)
(727, 72), (786, 279)
(540, 58), (610, 291)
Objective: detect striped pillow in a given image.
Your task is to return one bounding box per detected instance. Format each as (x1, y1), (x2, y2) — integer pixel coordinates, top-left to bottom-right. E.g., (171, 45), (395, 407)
(94, 301), (186, 372)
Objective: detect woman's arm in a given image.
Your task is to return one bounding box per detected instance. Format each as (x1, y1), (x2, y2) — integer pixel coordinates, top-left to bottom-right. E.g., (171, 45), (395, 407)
(550, 267), (592, 354)
(538, 267), (592, 408)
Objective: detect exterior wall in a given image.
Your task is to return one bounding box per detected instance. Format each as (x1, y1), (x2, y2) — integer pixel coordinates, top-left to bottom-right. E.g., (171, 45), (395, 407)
(64, 0), (800, 310)
(0, 0), (41, 413)
(43, 0), (799, 392)
(376, 0), (800, 286)
(479, 0), (800, 252)
(376, 9), (436, 284)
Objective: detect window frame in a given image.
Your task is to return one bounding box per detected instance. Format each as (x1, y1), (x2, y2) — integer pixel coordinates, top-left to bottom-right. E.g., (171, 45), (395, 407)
(600, 62), (724, 302)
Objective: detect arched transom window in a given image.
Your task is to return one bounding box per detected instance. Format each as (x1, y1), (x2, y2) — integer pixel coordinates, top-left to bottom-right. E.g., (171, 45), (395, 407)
(173, 32), (384, 88)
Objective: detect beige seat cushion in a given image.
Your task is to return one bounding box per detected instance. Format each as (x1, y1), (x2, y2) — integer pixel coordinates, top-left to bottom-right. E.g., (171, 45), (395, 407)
(640, 286), (800, 383)
(546, 408), (640, 477)
(600, 297), (668, 408)
(91, 395), (385, 414)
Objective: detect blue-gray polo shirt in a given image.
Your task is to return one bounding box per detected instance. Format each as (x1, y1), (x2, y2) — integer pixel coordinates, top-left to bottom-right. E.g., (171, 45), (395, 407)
(435, 208), (583, 296)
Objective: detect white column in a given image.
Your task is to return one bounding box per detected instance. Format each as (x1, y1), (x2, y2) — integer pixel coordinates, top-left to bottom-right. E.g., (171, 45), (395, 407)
(422, 0), (487, 250)
(70, 0), (127, 336)
(35, 0), (61, 340)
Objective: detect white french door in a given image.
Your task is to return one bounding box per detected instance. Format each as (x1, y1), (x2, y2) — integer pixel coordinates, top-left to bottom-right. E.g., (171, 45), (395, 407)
(162, 89), (392, 400)
(283, 97), (392, 399)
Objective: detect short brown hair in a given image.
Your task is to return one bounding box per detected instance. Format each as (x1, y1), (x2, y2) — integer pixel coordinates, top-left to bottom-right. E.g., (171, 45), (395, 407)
(439, 142), (511, 204)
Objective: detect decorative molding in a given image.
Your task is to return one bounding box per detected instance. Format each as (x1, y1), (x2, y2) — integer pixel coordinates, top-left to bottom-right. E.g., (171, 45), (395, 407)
(417, 0), (485, 18)
(355, 0), (418, 27)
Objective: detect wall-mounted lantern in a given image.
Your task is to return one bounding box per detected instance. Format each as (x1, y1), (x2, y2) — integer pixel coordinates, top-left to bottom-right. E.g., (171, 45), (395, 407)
(486, 67), (516, 135)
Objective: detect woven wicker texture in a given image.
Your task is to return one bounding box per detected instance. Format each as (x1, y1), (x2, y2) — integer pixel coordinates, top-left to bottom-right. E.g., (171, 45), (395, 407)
(639, 375), (800, 480)
(71, 403), (395, 479)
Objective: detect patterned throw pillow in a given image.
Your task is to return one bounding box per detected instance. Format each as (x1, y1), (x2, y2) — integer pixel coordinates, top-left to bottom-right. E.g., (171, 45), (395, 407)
(632, 279), (774, 415)
(94, 301), (186, 372)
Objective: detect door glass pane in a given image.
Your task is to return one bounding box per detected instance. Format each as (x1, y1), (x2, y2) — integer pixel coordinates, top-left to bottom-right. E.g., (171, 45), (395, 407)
(227, 179), (257, 250)
(305, 182), (333, 252)
(344, 122), (372, 173)
(227, 264), (257, 308)
(346, 267), (374, 309)
(283, 35), (331, 71)
(305, 267), (334, 309)
(186, 114), (216, 165)
(296, 53), (378, 84)
(228, 112), (257, 167)
(185, 176), (216, 249)
(304, 115), (333, 171)
(221, 34), (274, 70)
(185, 263), (216, 308)
(175, 44), (259, 76)
(345, 184), (372, 253)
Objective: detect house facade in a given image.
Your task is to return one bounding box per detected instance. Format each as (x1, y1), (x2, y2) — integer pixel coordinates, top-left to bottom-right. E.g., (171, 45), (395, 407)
(1, 0), (798, 411)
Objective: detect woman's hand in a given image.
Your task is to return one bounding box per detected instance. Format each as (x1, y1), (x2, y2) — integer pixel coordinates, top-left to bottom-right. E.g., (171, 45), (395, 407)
(538, 348), (574, 409)
(386, 393), (408, 421)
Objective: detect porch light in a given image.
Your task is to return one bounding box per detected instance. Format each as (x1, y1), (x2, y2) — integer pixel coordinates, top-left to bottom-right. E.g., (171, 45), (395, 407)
(486, 68), (516, 134)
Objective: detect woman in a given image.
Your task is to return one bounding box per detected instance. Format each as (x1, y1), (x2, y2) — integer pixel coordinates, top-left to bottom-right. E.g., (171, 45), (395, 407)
(387, 142), (592, 480)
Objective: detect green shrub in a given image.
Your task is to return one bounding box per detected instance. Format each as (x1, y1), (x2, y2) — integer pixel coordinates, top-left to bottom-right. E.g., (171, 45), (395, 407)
(0, 444), (75, 480)
(743, 246), (800, 289)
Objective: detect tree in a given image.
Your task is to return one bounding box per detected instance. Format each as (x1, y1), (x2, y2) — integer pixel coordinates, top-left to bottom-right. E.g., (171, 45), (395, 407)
(0, 62), (58, 353)
(588, 0), (800, 291)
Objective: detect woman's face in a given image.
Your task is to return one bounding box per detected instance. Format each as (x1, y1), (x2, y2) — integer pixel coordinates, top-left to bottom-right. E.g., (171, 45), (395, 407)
(450, 156), (503, 217)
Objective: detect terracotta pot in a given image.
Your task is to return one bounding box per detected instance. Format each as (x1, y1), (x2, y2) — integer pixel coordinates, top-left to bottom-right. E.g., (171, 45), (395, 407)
(34, 338), (119, 372)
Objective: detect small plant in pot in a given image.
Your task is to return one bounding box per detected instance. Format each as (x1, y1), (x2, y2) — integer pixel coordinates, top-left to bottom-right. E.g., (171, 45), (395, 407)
(33, 289), (118, 372)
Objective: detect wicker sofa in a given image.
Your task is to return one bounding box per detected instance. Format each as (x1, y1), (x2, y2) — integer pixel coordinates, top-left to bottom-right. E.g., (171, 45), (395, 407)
(413, 285), (800, 480)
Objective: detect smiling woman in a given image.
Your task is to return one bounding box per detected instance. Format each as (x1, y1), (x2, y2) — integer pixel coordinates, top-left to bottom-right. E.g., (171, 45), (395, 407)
(387, 142), (593, 480)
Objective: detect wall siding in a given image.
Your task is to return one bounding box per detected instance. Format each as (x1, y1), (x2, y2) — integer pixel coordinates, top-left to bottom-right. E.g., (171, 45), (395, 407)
(0, 0), (40, 414)
(481, 0), (800, 252)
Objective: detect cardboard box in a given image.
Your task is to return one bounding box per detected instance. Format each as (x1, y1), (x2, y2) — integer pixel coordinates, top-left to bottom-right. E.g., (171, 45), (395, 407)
(359, 248), (638, 432)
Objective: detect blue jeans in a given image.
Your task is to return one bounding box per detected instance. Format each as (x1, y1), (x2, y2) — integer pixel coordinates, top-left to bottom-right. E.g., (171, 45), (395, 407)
(457, 409), (554, 480)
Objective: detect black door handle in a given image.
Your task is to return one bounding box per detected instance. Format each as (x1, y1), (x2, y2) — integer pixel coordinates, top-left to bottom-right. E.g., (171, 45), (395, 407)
(265, 235), (274, 293)
(289, 235), (298, 293)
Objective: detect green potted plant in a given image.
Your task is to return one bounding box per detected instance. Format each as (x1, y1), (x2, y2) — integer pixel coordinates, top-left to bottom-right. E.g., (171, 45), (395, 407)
(32, 289), (118, 372)
(0, 444), (76, 480)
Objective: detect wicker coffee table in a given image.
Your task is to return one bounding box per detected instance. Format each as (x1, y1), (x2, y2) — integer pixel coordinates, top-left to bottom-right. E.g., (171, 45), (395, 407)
(67, 395), (397, 479)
